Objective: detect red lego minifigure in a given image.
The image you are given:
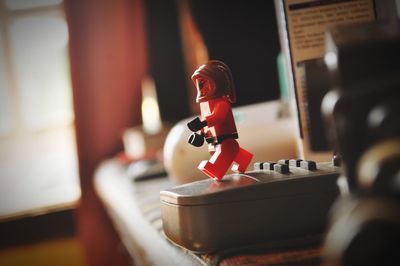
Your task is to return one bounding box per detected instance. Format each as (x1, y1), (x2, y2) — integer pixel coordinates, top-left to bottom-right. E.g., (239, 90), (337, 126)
(187, 60), (253, 180)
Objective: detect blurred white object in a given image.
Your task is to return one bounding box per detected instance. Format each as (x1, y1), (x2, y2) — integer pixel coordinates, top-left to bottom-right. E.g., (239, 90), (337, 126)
(163, 100), (298, 184)
(141, 76), (162, 135)
(123, 125), (170, 160)
(123, 76), (169, 160)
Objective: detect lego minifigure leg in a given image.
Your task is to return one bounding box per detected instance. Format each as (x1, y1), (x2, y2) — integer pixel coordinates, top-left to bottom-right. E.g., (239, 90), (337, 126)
(198, 160), (224, 180)
(231, 147), (253, 173)
(198, 139), (239, 180)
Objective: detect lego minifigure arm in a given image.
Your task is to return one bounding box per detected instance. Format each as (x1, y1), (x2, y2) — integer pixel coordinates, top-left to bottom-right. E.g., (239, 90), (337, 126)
(187, 117), (207, 132)
(187, 117), (207, 147)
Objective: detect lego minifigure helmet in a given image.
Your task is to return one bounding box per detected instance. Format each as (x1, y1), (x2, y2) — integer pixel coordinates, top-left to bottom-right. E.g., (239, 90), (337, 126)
(191, 60), (236, 103)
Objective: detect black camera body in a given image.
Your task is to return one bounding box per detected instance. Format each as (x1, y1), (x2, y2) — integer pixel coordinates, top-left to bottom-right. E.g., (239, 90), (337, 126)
(305, 21), (400, 265)
(322, 21), (400, 190)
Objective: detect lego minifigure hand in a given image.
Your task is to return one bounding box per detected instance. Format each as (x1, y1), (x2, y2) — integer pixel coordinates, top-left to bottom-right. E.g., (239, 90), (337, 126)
(188, 132), (204, 147)
(187, 117), (207, 132)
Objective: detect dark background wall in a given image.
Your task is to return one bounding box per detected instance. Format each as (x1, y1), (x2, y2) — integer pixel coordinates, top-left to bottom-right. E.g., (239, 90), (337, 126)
(189, 0), (281, 106)
(144, 0), (191, 122)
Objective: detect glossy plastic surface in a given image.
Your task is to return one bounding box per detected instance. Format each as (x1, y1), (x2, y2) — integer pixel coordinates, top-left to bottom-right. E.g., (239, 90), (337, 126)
(161, 161), (340, 252)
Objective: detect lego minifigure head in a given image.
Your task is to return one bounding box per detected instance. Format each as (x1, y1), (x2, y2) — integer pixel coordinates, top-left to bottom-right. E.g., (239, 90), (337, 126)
(191, 60), (236, 103)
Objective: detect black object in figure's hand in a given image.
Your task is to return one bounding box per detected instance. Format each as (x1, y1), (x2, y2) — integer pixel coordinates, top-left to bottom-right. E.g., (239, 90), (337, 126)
(187, 117), (207, 132)
(188, 132), (204, 147)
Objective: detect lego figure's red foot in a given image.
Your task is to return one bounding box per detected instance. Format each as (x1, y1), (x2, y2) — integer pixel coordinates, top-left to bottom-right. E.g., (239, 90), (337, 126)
(198, 160), (221, 180)
(232, 147), (253, 173)
(187, 60), (254, 181)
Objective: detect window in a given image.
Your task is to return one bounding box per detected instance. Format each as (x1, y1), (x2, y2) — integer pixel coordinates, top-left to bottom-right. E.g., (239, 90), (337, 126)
(0, 0), (80, 220)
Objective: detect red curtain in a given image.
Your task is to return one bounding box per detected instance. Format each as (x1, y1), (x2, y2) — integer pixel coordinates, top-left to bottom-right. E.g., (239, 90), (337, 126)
(65, 0), (147, 265)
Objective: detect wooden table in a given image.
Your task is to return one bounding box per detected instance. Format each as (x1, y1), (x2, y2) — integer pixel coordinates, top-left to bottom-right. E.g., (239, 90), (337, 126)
(95, 159), (207, 265)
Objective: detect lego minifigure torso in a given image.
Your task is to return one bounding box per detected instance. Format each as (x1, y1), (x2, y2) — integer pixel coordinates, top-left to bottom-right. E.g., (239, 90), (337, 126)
(200, 97), (238, 140)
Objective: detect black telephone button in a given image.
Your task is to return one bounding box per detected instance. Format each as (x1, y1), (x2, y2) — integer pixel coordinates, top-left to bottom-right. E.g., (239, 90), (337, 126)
(289, 159), (303, 167)
(263, 162), (276, 170)
(254, 162), (264, 170)
(300, 160), (317, 170)
(278, 159), (290, 165)
(274, 163), (290, 174)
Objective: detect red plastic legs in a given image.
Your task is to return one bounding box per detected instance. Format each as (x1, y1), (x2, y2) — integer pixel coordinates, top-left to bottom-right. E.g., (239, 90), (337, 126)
(198, 139), (252, 180)
(231, 147), (253, 173)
